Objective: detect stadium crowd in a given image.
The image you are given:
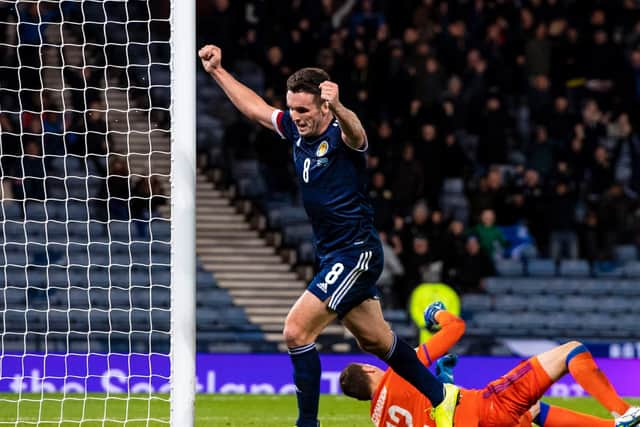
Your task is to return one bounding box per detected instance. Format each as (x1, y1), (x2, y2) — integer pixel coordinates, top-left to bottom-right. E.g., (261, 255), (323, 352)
(0, 1), (168, 223)
(196, 0), (640, 308)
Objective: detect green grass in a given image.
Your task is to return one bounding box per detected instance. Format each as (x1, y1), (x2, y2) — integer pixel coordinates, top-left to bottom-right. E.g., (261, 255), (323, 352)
(0, 394), (637, 426)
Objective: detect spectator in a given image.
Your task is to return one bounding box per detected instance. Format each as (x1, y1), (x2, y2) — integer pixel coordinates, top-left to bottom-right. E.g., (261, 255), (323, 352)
(390, 143), (423, 215)
(369, 171), (393, 232)
(527, 125), (555, 177)
(378, 231), (405, 309)
(400, 234), (436, 307)
(471, 208), (507, 260)
(548, 181), (579, 260)
(104, 156), (131, 221)
(416, 123), (444, 209)
(131, 175), (167, 220)
(447, 236), (495, 294)
(19, 140), (46, 201)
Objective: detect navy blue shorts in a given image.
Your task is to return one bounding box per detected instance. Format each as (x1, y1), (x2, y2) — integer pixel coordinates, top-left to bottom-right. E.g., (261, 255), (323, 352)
(307, 243), (383, 318)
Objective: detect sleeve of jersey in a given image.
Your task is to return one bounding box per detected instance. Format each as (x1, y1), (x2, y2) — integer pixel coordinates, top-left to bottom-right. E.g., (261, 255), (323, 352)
(270, 109), (295, 141)
(416, 311), (466, 367)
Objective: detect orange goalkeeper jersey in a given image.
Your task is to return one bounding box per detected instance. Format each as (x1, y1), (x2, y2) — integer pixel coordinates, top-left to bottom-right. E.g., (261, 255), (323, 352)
(369, 311), (477, 427)
(369, 311), (545, 427)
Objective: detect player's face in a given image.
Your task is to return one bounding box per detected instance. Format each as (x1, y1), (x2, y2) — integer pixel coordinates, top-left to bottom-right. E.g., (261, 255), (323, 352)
(286, 91), (329, 137)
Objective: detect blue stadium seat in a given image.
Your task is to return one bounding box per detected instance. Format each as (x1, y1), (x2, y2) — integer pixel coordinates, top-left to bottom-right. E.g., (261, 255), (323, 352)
(461, 293), (492, 312)
(577, 279), (615, 296)
(196, 271), (216, 288)
(197, 289), (232, 307)
(597, 296), (633, 314)
(470, 312), (513, 334)
(24, 202), (47, 221)
(268, 206), (308, 228)
(66, 177), (89, 199)
(563, 295), (597, 313)
(494, 295), (528, 312)
(558, 259), (591, 277)
(0, 288), (27, 311)
(3, 221), (26, 243)
(1, 201), (23, 221)
(623, 261), (640, 278)
(67, 201), (90, 221)
(297, 241), (315, 264)
(527, 294), (563, 312)
(615, 245), (638, 262)
(495, 259), (524, 277)
(4, 247), (27, 265)
(527, 258), (556, 277)
(150, 219), (171, 241)
(282, 224), (313, 246)
(483, 277), (512, 294)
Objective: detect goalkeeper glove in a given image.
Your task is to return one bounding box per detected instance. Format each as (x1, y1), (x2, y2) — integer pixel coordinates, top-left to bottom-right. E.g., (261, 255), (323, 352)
(435, 353), (458, 384)
(423, 301), (446, 332)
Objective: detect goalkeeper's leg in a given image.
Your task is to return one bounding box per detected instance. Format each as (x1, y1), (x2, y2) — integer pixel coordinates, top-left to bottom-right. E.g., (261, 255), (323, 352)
(536, 341), (631, 417)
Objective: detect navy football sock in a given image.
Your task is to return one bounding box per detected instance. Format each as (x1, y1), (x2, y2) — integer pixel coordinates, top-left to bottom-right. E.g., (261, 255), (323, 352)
(289, 343), (321, 427)
(384, 333), (445, 406)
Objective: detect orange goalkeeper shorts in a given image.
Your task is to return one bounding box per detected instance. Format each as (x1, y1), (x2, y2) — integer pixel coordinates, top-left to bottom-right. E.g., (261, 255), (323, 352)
(478, 357), (553, 427)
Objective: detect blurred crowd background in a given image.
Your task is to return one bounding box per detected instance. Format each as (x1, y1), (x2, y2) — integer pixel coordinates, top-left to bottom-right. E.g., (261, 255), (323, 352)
(195, 0), (640, 309)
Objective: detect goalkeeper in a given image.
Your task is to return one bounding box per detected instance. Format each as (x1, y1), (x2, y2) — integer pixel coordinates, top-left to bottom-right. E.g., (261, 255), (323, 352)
(340, 302), (640, 427)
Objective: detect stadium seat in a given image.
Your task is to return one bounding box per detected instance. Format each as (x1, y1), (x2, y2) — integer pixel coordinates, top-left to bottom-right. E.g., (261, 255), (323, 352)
(579, 313), (619, 337)
(0, 288), (27, 311)
(615, 245), (638, 262)
(563, 295), (597, 313)
(527, 294), (563, 312)
(558, 259), (591, 277)
(1, 201), (23, 221)
(577, 279), (616, 296)
(3, 221), (26, 243)
(623, 261), (640, 278)
(469, 312), (513, 334)
(593, 262), (624, 278)
(483, 277), (512, 295)
(461, 293), (492, 312)
(297, 241), (315, 264)
(526, 258), (556, 277)
(282, 224), (313, 246)
(5, 266), (28, 287)
(597, 296), (633, 314)
(495, 259), (524, 277)
(267, 206), (308, 228)
(150, 219), (171, 241)
(197, 289), (233, 307)
(494, 295), (528, 312)
(24, 201), (47, 221)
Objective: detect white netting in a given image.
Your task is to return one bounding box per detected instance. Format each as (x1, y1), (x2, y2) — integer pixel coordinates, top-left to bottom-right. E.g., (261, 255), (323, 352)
(0, 0), (172, 424)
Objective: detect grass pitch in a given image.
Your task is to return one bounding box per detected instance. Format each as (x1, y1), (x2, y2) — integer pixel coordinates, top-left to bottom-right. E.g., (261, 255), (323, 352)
(0, 394), (637, 426)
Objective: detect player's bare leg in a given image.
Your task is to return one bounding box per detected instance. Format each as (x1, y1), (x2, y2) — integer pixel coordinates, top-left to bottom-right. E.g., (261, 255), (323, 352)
(536, 341), (637, 422)
(343, 299), (457, 427)
(283, 291), (337, 427)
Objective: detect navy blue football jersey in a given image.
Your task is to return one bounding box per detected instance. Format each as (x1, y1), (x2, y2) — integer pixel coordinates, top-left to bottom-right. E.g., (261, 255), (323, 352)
(271, 109), (379, 259)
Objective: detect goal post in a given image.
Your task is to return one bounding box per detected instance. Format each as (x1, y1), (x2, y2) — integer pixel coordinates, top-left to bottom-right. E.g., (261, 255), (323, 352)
(0, 0), (196, 425)
(170, 0), (196, 425)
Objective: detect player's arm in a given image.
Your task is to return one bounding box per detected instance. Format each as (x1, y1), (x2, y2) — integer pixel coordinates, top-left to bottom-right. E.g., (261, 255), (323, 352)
(199, 44), (276, 131)
(416, 302), (466, 367)
(319, 81), (366, 150)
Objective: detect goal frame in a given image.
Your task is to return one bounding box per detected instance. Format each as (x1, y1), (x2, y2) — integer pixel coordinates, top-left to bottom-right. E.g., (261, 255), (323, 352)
(170, 1), (196, 426)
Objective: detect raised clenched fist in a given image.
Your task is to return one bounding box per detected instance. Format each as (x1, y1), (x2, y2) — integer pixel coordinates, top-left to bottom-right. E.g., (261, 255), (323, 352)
(198, 44), (222, 74)
(319, 80), (341, 110)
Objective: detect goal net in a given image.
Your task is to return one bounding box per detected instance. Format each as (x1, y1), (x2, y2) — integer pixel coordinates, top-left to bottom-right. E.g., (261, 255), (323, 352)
(0, 1), (194, 424)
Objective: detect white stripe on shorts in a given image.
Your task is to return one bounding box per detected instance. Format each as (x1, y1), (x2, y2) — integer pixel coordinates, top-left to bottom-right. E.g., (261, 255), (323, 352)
(328, 250), (372, 310)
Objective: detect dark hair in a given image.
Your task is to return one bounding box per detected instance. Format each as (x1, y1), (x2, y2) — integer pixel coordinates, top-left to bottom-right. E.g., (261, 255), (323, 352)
(286, 67), (330, 96)
(339, 363), (373, 401)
